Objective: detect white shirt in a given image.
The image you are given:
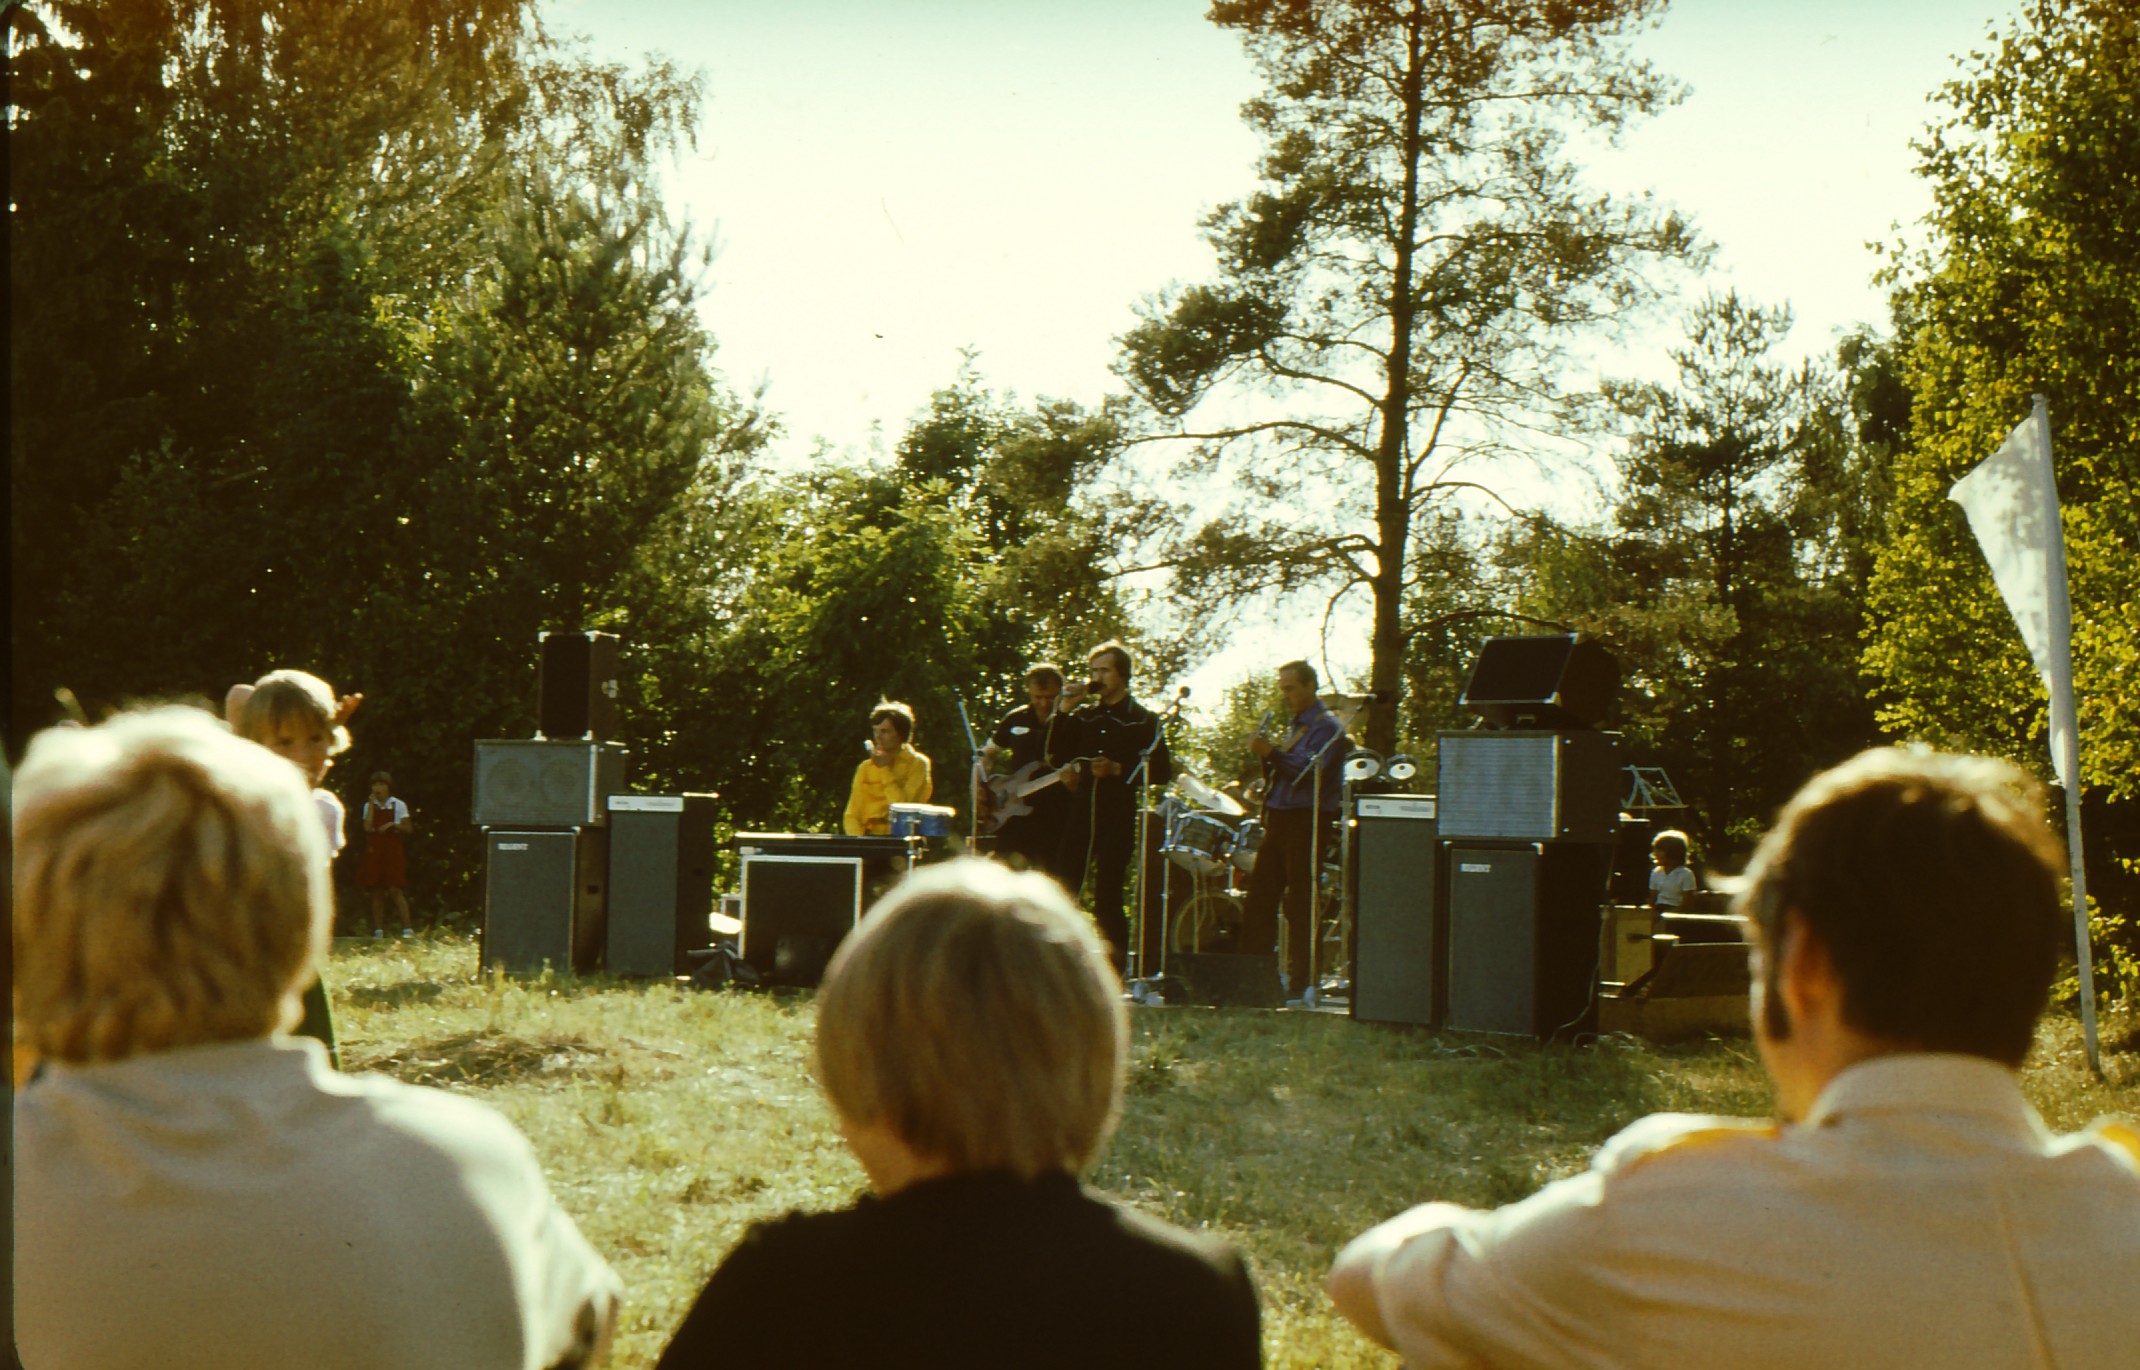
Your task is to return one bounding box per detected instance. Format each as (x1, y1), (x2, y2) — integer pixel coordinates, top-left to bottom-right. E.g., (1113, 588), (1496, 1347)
(315, 787), (347, 857)
(1368, 1054), (2140, 1370)
(16, 1036), (619, 1370)
(1648, 863), (1696, 908)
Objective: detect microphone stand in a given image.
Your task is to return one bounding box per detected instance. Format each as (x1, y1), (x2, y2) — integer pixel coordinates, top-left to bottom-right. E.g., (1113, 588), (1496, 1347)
(955, 698), (984, 857)
(1125, 687), (1188, 996)
(1299, 702), (1354, 1008)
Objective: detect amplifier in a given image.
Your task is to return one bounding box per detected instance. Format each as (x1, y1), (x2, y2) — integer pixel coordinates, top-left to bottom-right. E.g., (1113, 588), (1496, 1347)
(1351, 793), (1443, 1027)
(472, 740), (627, 828)
(739, 853), (864, 987)
(605, 793), (720, 977)
(482, 828), (607, 975)
(1436, 730), (1621, 844)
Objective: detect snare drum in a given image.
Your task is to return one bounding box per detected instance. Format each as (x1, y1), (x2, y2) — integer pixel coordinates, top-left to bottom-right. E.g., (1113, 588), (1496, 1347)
(1162, 812), (1233, 876)
(1228, 818), (1264, 875)
(888, 803), (955, 837)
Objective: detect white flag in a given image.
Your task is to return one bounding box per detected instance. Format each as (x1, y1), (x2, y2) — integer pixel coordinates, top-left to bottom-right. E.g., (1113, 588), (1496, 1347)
(1947, 398), (2078, 790)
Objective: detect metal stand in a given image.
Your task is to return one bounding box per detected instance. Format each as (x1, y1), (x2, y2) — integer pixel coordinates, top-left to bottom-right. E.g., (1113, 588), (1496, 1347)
(1124, 692), (1186, 995)
(1294, 717), (1352, 1007)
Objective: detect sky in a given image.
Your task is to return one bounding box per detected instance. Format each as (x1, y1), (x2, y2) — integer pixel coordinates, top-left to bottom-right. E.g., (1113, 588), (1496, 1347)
(544, 0), (2023, 695)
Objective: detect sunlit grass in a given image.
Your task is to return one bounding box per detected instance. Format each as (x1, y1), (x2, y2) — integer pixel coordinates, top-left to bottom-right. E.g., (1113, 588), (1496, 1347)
(323, 935), (2138, 1370)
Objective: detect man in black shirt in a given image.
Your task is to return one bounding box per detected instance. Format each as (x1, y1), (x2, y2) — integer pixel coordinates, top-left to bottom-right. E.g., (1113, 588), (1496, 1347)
(979, 664), (1079, 884)
(1055, 641), (1174, 969)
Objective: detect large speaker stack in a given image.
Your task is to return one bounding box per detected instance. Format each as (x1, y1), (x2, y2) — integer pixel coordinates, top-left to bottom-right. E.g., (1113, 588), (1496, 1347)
(477, 631), (627, 975)
(606, 793), (720, 978)
(1439, 635), (1622, 1039)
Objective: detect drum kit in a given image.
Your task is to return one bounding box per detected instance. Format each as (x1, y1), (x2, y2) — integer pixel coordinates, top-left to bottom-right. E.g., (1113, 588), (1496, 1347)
(1156, 772), (1261, 952)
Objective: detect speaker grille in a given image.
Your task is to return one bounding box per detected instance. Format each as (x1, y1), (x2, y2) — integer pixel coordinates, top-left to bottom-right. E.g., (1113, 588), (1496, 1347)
(1437, 731), (1621, 843)
(472, 741), (626, 827)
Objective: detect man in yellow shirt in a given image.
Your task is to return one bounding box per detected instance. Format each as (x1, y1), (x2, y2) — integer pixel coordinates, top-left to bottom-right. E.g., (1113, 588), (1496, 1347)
(843, 700), (933, 836)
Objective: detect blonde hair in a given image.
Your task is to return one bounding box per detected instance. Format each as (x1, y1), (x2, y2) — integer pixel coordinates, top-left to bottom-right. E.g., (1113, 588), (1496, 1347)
(13, 706), (330, 1063)
(815, 860), (1128, 1179)
(234, 669), (351, 757)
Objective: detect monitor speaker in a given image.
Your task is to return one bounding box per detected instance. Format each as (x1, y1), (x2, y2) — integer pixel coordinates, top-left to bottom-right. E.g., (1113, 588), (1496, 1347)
(605, 794), (720, 977)
(1437, 730), (1622, 844)
(471, 740), (627, 827)
(739, 854), (863, 987)
(539, 630), (620, 742)
(483, 828), (607, 974)
(1351, 793), (1443, 1027)
(1460, 634), (1618, 730)
(1443, 843), (1608, 1038)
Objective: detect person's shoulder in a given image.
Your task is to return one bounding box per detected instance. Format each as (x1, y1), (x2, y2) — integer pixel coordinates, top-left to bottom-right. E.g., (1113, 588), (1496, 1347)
(315, 788), (346, 816)
(331, 1070), (543, 1173)
(1086, 1188), (1251, 1282)
(1593, 1110), (1780, 1179)
(2065, 1118), (2140, 1176)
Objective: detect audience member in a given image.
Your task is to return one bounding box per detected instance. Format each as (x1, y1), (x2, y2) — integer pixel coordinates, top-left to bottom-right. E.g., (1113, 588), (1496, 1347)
(229, 667), (359, 1060)
(1648, 827), (1696, 910)
(360, 768), (417, 937)
(13, 706), (621, 1370)
(655, 859), (1261, 1369)
(1327, 746), (2140, 1369)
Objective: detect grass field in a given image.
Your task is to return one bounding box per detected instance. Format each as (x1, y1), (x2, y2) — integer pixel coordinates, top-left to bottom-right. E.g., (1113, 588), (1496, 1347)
(326, 934), (2139, 1369)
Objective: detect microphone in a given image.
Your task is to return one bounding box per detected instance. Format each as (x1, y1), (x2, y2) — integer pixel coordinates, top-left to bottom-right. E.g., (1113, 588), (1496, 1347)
(1176, 685), (1191, 699)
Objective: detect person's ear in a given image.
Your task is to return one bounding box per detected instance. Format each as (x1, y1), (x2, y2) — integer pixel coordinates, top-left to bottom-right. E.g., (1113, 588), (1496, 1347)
(1777, 911), (1840, 1025)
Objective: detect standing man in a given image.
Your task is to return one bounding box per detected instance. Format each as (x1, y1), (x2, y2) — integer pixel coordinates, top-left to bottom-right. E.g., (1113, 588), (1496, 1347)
(980, 664), (1079, 881)
(842, 700), (932, 837)
(1055, 641), (1174, 969)
(1240, 660), (1344, 999)
(1328, 746), (2140, 1369)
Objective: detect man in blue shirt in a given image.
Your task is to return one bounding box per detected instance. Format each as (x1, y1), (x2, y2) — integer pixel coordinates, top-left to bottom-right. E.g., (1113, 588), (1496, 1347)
(1241, 659), (1344, 998)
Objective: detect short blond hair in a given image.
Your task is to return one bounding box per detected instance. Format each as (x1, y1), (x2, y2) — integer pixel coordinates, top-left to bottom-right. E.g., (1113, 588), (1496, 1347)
(13, 706), (330, 1063)
(815, 860), (1127, 1179)
(234, 669), (351, 756)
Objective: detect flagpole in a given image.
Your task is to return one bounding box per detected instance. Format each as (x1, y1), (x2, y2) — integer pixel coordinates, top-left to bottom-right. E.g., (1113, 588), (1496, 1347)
(2034, 395), (2101, 1077)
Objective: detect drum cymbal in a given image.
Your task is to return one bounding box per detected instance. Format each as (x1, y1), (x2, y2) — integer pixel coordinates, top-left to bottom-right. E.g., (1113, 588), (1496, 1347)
(1176, 772), (1245, 816)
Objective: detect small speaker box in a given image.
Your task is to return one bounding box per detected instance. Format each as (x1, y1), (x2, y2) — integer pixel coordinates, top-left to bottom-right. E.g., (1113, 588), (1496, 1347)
(472, 740), (627, 828)
(539, 630), (620, 742)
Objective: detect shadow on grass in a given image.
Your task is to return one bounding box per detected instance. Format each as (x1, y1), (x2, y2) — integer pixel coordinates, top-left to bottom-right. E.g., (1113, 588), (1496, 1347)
(352, 1029), (608, 1087)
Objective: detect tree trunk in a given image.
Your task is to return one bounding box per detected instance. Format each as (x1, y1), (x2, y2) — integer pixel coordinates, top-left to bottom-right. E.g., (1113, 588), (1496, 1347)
(1364, 8), (1430, 760)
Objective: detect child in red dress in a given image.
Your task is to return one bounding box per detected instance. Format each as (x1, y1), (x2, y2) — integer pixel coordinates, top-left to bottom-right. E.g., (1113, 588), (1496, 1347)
(358, 771), (415, 937)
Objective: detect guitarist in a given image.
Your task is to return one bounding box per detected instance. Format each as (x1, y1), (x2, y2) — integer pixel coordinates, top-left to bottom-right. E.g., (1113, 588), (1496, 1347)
(979, 664), (1079, 881)
(1241, 660), (1346, 1001)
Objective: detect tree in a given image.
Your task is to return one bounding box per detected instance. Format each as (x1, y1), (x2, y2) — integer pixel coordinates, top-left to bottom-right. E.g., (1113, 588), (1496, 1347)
(9, 0), (766, 908)
(1489, 294), (1882, 861)
(1863, 0), (2140, 798)
(1117, 0), (1699, 754)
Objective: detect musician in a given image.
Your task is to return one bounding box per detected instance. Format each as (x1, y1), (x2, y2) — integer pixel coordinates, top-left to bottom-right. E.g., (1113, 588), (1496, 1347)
(1054, 642), (1174, 969)
(843, 700), (933, 837)
(1240, 661), (1344, 999)
(981, 664), (1078, 881)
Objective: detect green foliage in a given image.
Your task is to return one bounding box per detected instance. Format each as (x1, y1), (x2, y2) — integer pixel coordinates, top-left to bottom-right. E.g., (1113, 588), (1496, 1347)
(9, 0), (764, 903)
(1863, 0), (2140, 798)
(627, 366), (1149, 836)
(1489, 294), (1884, 861)
(1118, 0), (1699, 753)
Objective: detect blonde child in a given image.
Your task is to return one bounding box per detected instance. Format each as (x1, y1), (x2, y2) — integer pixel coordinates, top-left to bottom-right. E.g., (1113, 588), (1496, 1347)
(1649, 828), (1697, 910)
(227, 670), (361, 1067)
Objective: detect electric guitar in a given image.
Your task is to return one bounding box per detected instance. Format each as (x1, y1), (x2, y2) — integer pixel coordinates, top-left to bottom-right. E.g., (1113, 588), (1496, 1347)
(978, 760), (1076, 833)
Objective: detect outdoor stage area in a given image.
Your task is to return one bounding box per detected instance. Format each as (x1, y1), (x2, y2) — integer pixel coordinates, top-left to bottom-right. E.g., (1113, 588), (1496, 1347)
(323, 934), (2136, 1370)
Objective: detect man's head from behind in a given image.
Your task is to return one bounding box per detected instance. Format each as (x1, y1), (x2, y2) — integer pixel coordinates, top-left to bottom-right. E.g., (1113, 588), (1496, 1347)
(13, 706), (329, 1064)
(1735, 746), (2064, 1076)
(814, 859), (1128, 1187)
